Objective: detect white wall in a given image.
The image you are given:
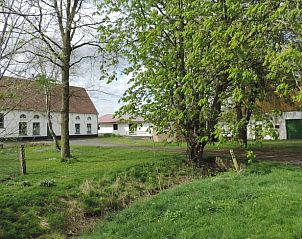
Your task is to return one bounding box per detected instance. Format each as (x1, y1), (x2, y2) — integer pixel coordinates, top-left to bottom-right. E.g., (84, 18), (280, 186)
(0, 110), (98, 138)
(247, 111), (302, 140)
(98, 122), (153, 136)
(275, 111), (302, 140)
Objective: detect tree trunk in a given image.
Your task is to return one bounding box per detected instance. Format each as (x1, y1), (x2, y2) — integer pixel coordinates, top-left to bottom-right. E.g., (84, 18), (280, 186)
(186, 141), (205, 167)
(239, 123), (248, 148)
(46, 90), (60, 151)
(60, 61), (71, 161)
(236, 103), (247, 148)
(236, 103), (252, 148)
(47, 113), (61, 151)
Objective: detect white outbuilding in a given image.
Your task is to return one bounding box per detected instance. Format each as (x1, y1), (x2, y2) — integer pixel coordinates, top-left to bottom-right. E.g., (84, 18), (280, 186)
(247, 97), (302, 140)
(98, 114), (152, 137)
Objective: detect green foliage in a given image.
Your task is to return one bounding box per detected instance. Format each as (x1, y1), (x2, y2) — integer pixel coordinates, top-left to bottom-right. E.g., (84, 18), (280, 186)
(246, 150), (256, 164)
(21, 180), (31, 187)
(39, 179), (56, 187)
(97, 0), (302, 163)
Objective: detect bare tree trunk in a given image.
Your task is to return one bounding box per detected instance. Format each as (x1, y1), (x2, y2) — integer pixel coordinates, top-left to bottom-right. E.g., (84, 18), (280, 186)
(60, 60), (71, 161)
(45, 88), (60, 151)
(46, 91), (60, 151)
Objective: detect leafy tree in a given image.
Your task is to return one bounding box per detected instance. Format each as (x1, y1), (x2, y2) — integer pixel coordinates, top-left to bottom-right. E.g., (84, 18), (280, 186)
(98, 0), (302, 165)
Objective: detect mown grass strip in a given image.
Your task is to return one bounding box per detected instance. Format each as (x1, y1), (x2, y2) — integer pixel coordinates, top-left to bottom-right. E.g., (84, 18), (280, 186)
(80, 161), (302, 239)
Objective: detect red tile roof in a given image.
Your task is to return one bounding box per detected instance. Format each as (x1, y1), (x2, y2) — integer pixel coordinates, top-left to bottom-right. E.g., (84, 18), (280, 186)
(0, 77), (98, 114)
(98, 114), (144, 123)
(257, 94), (302, 113)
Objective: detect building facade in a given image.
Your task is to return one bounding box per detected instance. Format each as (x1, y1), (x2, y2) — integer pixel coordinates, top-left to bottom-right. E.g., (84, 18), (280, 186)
(98, 114), (152, 137)
(0, 77), (98, 140)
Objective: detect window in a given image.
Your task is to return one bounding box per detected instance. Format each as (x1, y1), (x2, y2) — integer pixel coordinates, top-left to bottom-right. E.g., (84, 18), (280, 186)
(0, 113), (4, 128)
(20, 114), (26, 119)
(129, 123), (137, 132)
(75, 124), (80, 134)
(113, 123), (118, 131)
(33, 115), (40, 119)
(275, 125), (280, 129)
(19, 122), (27, 135)
(87, 116), (91, 121)
(33, 122), (40, 135)
(87, 123), (92, 134)
(76, 116), (80, 120)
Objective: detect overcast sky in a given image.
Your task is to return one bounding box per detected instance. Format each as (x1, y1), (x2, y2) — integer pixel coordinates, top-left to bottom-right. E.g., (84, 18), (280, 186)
(2, 1), (129, 117)
(69, 50), (130, 116)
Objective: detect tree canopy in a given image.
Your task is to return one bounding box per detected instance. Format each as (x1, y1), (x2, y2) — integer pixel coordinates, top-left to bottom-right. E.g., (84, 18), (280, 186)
(98, 0), (302, 165)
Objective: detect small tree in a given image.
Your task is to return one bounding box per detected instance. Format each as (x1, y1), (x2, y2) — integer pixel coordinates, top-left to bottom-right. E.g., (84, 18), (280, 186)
(36, 74), (61, 151)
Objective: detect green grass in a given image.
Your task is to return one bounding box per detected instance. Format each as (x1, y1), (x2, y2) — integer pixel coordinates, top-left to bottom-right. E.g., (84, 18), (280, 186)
(99, 135), (302, 153)
(0, 145), (199, 239)
(0, 147), (20, 180)
(80, 161), (302, 239)
(2, 139), (302, 239)
(99, 135), (186, 147)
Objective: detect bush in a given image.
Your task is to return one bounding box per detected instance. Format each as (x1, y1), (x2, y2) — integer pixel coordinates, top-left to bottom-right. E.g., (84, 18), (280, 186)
(39, 179), (56, 187)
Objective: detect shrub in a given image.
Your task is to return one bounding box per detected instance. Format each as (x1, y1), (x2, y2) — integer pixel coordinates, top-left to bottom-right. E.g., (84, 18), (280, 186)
(39, 179), (56, 187)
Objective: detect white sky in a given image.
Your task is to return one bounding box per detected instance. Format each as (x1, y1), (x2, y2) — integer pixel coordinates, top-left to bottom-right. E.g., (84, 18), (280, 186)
(1, 1), (130, 116)
(71, 70), (129, 116)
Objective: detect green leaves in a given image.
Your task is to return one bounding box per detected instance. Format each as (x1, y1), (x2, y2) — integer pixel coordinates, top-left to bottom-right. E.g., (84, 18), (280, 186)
(97, 0), (302, 163)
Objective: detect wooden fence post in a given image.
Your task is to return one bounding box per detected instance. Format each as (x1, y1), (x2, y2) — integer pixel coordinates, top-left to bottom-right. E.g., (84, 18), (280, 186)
(19, 144), (26, 175)
(230, 149), (240, 172)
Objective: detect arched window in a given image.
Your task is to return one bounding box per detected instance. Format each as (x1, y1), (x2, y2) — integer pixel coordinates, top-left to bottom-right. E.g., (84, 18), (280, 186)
(33, 115), (40, 119)
(76, 116), (80, 120)
(87, 116), (91, 121)
(20, 114), (26, 119)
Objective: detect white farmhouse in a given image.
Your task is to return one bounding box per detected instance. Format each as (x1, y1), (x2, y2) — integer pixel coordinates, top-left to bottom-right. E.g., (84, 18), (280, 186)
(0, 77), (98, 140)
(247, 97), (302, 140)
(98, 114), (152, 137)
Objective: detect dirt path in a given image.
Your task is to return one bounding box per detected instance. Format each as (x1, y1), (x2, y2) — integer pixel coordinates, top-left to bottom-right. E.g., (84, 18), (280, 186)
(206, 148), (302, 166)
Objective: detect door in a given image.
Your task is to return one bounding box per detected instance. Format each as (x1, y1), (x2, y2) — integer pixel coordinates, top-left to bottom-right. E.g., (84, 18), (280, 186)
(286, 119), (302, 139)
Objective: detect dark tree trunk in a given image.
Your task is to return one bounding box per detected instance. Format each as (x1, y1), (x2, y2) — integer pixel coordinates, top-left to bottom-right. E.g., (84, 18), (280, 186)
(186, 140), (205, 167)
(236, 102), (252, 148)
(61, 62), (71, 161)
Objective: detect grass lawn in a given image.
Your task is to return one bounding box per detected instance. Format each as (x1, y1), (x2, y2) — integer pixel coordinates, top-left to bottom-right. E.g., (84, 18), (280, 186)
(0, 145), (199, 239)
(98, 135), (186, 147)
(98, 135), (302, 153)
(1, 139), (302, 239)
(80, 161), (302, 239)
